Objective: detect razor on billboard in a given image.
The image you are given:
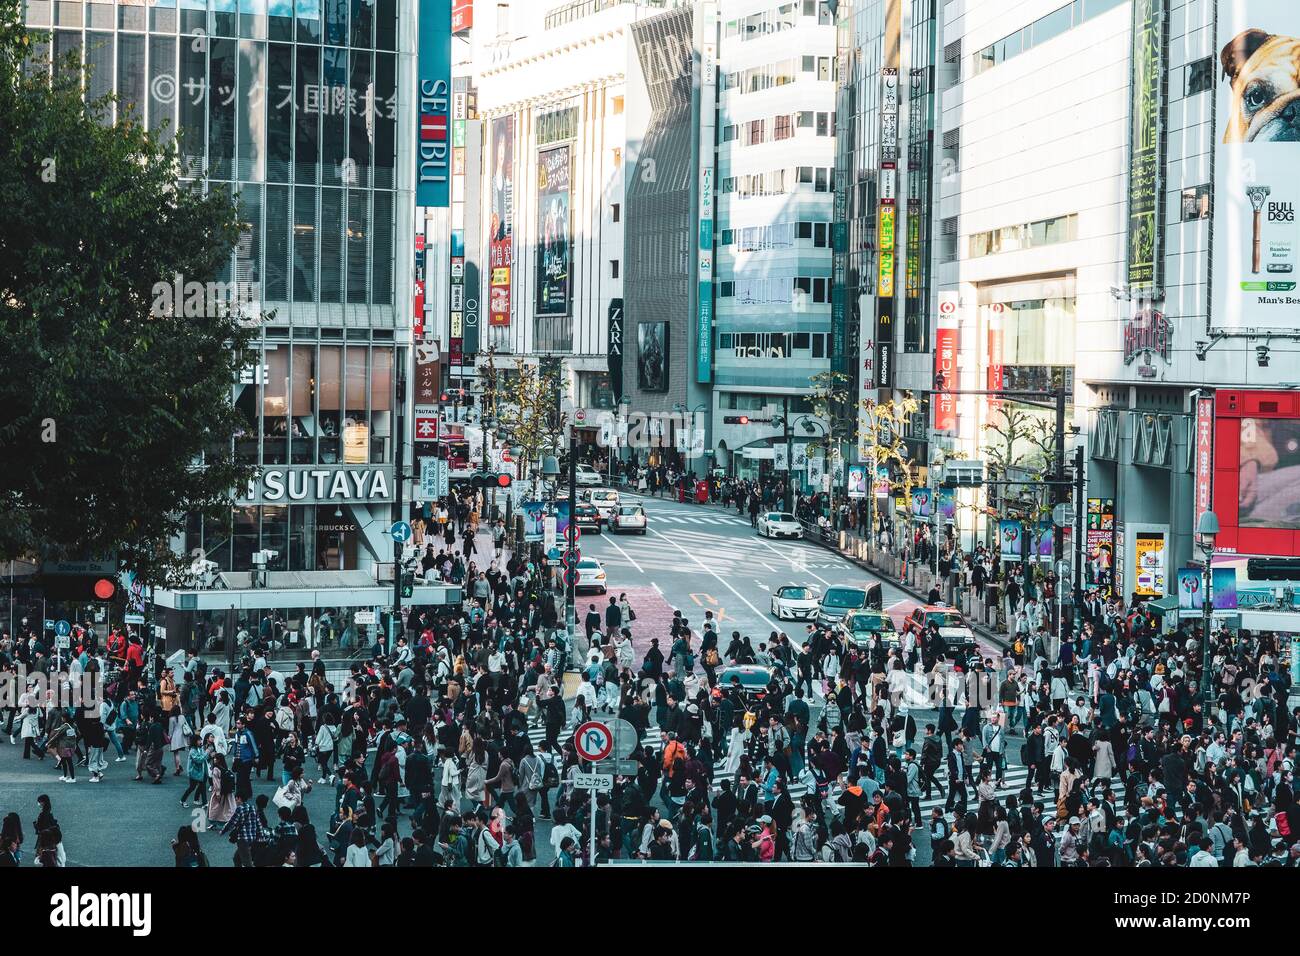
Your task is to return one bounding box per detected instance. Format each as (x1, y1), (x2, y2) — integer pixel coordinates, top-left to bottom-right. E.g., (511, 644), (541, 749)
(1213, 1), (1300, 330)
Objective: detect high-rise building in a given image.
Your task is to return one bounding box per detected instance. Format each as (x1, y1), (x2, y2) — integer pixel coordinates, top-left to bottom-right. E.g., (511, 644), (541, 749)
(20, 0), (458, 654)
(709, 0), (838, 481)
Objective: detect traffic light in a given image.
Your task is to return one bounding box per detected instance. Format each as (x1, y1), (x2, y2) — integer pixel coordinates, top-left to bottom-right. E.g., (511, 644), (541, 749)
(495, 472), (512, 489)
(723, 415), (750, 425)
(400, 572), (414, 599)
(41, 575), (117, 602)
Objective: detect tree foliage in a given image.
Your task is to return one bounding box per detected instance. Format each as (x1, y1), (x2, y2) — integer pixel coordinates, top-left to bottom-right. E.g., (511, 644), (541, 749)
(859, 395), (921, 501)
(493, 359), (569, 480)
(0, 5), (255, 581)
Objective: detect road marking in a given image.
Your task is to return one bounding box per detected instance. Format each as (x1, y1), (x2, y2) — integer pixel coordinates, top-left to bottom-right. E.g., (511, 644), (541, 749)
(597, 532), (645, 574)
(646, 526), (782, 632)
(753, 537), (838, 589)
(651, 582), (663, 595)
(689, 593), (719, 607)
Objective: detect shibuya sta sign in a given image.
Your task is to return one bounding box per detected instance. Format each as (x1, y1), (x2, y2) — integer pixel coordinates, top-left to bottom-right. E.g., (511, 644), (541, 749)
(244, 467), (393, 504)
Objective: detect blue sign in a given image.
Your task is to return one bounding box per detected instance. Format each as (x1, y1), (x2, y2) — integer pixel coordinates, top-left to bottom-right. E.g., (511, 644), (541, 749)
(55, 620), (71, 637)
(390, 521), (413, 543)
(43, 619), (55, 632)
(416, 0), (452, 207)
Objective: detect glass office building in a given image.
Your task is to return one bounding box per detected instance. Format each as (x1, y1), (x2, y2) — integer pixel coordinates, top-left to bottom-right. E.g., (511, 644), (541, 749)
(24, 0), (416, 576)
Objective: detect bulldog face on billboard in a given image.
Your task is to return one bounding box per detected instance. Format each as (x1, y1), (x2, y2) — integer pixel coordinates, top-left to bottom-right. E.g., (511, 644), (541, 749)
(1220, 28), (1300, 142)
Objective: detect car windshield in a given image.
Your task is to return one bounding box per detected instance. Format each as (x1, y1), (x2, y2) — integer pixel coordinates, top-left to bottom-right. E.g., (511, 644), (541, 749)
(782, 587), (815, 600)
(594, 492), (616, 500)
(618, 506), (642, 516)
(578, 560), (600, 570)
(851, 614), (890, 631)
(767, 513), (796, 522)
(823, 588), (867, 609)
(928, 611), (965, 628)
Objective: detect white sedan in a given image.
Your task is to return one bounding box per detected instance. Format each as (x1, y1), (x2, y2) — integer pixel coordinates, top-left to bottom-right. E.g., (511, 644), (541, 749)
(770, 585), (821, 621)
(574, 558), (608, 594)
(575, 464), (602, 487)
(586, 488), (621, 518)
(756, 511), (802, 539)
(610, 504), (647, 534)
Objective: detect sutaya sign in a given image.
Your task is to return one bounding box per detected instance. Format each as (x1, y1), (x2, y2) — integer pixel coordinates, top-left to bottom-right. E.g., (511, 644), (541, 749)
(246, 468), (393, 503)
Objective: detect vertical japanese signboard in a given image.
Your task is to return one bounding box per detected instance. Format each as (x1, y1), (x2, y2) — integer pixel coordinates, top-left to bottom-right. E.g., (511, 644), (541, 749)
(1126, 0), (1166, 294)
(696, 0), (718, 384)
(1194, 394), (1215, 533)
(488, 116), (514, 326)
(934, 293), (958, 433)
(416, 0), (452, 208)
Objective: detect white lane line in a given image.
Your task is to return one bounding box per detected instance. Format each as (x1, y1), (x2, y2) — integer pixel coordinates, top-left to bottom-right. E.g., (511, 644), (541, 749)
(753, 536), (839, 590)
(646, 526), (782, 632)
(651, 582), (663, 595)
(598, 532), (645, 574)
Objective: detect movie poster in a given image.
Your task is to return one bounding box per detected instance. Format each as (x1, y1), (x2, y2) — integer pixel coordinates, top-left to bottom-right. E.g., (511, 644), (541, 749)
(488, 116), (514, 326)
(637, 322), (668, 391)
(535, 145), (572, 316)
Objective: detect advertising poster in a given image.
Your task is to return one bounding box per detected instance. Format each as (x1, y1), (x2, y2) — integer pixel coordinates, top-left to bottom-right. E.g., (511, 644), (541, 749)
(1086, 497), (1116, 592)
(554, 501), (571, 540)
(1238, 415), (1300, 528)
(999, 520), (1023, 561)
(1126, 0), (1167, 292)
(937, 488), (956, 521)
(847, 463), (867, 499)
(874, 465), (891, 499)
(637, 322), (669, 391)
(1177, 567), (1239, 610)
(1034, 522), (1054, 561)
(535, 145), (572, 316)
(911, 487), (932, 518)
(1212, 0), (1300, 330)
(1134, 531), (1167, 596)
(488, 116), (514, 326)
(522, 501), (546, 542)
(934, 311), (958, 432)
(808, 456), (825, 488)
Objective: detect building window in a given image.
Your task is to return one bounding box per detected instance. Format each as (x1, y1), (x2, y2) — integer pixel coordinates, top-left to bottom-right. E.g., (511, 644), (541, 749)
(1186, 56), (1213, 96)
(1181, 184), (1211, 220)
(773, 114), (793, 140)
(610, 259), (620, 278)
(611, 202), (620, 222)
(968, 213), (1077, 258)
(612, 147), (622, 167)
(612, 94), (624, 115)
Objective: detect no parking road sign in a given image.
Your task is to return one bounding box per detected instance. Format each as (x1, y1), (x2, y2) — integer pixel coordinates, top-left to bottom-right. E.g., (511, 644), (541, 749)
(574, 720), (614, 762)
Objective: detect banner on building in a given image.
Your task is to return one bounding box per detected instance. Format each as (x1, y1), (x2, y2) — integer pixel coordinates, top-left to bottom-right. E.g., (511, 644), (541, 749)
(1177, 567), (1239, 610)
(535, 145), (572, 316)
(637, 322), (669, 392)
(1212, 0), (1300, 330)
(998, 520), (1023, 561)
(416, 0), (452, 208)
(934, 306), (958, 432)
(522, 501), (546, 542)
(451, 0), (472, 33)
(697, 0), (717, 384)
(1194, 394), (1215, 532)
(1086, 497), (1116, 593)
(847, 463), (867, 499)
(1126, 0), (1167, 293)
(937, 488), (956, 521)
(808, 456), (825, 488)
(874, 465), (891, 499)
(1134, 530), (1167, 597)
(488, 116), (514, 326)
(608, 299), (624, 400)
(911, 488), (932, 518)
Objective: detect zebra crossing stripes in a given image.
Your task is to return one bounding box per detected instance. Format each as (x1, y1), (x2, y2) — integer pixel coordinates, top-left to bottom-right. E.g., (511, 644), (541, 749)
(641, 512), (751, 526)
(523, 723), (1125, 811)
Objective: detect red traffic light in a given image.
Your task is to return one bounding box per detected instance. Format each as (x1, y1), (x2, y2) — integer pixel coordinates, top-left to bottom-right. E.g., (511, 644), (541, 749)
(723, 415), (750, 425)
(496, 473), (512, 488)
(439, 392), (451, 403)
(93, 578), (116, 600)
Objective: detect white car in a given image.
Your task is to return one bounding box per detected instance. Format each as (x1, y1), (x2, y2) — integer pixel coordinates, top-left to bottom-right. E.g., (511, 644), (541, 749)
(585, 488), (621, 518)
(770, 584), (821, 621)
(575, 464), (602, 487)
(610, 504), (647, 534)
(574, 558), (607, 594)
(756, 511), (802, 539)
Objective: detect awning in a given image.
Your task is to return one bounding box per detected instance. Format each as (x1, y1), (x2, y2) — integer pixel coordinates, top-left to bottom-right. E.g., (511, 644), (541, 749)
(1146, 596), (1179, 617)
(151, 581), (462, 611)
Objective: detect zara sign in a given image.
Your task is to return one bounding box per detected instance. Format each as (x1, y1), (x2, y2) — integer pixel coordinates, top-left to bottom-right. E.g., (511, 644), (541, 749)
(244, 467), (394, 504)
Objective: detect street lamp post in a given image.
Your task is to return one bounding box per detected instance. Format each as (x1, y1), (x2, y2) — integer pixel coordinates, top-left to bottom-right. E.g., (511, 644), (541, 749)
(1196, 510), (1220, 706)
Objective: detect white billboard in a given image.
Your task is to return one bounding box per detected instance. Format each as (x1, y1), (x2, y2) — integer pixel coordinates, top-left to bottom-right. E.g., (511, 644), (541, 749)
(1213, 1), (1300, 330)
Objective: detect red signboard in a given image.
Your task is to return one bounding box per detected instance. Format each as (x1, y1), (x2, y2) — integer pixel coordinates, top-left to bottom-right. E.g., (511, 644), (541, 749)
(451, 0), (473, 33)
(414, 342), (440, 407)
(1194, 395), (1214, 536)
(934, 325), (958, 432)
(1210, 390), (1300, 558)
(415, 416), (439, 442)
(413, 233), (426, 338)
(987, 315), (1004, 411)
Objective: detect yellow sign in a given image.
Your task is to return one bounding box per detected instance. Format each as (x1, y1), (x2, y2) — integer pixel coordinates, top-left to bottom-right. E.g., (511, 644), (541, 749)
(491, 267), (511, 285)
(877, 205), (896, 298)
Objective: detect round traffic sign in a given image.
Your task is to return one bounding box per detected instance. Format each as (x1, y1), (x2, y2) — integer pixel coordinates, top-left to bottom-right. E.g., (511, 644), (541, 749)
(390, 521), (413, 543)
(575, 409), (587, 423)
(561, 548), (581, 567)
(55, 620), (71, 637)
(574, 720), (613, 761)
(566, 525), (581, 542)
(563, 568), (579, 587)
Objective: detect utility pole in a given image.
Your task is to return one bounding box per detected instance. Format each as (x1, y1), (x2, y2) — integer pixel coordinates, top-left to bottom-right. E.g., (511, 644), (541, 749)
(392, 369), (407, 651)
(566, 428), (578, 652)
(1073, 444), (1085, 597)
(783, 395), (794, 513)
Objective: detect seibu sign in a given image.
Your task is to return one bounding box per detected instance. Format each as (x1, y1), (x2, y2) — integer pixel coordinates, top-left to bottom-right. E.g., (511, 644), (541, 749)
(244, 467), (394, 504)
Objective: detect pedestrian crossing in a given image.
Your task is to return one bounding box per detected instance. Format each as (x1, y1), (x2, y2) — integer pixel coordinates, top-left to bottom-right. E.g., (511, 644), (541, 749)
(523, 722), (1126, 813)
(641, 512), (752, 527)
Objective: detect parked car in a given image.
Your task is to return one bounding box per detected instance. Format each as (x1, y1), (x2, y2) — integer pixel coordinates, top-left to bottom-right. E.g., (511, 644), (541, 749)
(900, 605), (979, 660)
(756, 511), (802, 539)
(770, 584), (821, 621)
(574, 503), (602, 534)
(584, 488), (621, 519)
(839, 610), (899, 651)
(610, 504), (647, 534)
(815, 583), (883, 628)
(574, 558), (608, 594)
(575, 464), (603, 487)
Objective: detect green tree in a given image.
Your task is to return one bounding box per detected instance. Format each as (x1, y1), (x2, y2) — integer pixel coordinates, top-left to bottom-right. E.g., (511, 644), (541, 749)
(859, 395), (920, 501)
(493, 358), (569, 484)
(0, 6), (255, 581)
